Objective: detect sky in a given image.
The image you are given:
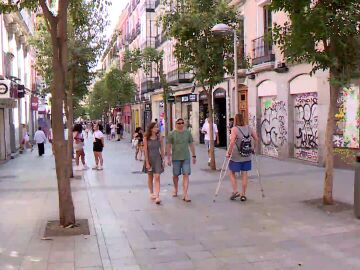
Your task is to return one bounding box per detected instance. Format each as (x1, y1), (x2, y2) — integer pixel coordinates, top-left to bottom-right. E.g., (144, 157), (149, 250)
(106, 0), (129, 38)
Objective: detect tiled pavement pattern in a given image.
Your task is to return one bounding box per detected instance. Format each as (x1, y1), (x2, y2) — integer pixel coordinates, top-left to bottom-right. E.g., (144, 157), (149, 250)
(0, 135), (359, 270)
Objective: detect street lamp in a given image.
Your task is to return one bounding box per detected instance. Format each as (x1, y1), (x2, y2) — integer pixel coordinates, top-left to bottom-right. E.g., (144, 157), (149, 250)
(211, 23), (238, 121)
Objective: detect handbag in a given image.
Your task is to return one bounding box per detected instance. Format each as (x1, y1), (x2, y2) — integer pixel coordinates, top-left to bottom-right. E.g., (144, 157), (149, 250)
(132, 138), (139, 148)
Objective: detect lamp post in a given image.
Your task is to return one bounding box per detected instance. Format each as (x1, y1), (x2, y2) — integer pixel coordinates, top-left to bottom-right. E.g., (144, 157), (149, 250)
(211, 23), (238, 119)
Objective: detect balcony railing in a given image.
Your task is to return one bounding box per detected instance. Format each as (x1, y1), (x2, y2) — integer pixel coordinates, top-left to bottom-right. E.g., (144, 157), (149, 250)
(155, 34), (167, 48)
(167, 69), (193, 86)
(252, 35), (275, 65)
(146, 0), (156, 12)
(141, 77), (160, 93)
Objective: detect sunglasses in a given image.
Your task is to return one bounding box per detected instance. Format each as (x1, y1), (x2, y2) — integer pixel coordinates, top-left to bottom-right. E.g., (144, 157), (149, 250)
(177, 122), (185, 125)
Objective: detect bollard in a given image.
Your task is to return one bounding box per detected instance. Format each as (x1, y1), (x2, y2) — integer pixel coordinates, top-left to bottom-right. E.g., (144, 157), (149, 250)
(354, 152), (360, 219)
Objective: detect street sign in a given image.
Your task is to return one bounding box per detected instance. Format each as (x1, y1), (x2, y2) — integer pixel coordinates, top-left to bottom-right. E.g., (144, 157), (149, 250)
(181, 95), (189, 103)
(145, 103), (151, 111)
(167, 96), (175, 103)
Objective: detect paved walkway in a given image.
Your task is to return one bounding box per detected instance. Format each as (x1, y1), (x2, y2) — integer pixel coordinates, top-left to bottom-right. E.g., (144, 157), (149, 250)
(0, 135), (359, 270)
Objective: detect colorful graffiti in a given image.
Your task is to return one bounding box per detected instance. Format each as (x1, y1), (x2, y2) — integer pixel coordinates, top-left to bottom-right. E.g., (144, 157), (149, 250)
(260, 97), (287, 157)
(334, 85), (360, 148)
(294, 93), (319, 162)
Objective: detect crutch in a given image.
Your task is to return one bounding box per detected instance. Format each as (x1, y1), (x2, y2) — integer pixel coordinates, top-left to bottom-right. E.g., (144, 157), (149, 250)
(254, 153), (265, 198)
(213, 153), (232, 202)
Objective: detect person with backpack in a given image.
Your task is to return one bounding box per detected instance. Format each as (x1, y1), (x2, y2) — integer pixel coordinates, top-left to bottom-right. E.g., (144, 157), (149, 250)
(226, 113), (258, 201)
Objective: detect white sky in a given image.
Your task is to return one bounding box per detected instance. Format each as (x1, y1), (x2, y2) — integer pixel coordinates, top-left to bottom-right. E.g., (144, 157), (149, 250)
(106, 0), (129, 39)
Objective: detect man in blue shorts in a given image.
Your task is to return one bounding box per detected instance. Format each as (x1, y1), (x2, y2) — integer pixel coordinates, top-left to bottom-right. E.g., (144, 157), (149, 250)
(167, 118), (196, 202)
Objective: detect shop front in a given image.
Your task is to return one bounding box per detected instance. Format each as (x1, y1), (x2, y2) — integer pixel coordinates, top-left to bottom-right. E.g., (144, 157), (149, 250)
(199, 91), (208, 144)
(213, 88), (227, 147)
(143, 103), (152, 130)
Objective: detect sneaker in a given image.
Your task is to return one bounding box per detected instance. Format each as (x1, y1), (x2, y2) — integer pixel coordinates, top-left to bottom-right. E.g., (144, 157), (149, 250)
(92, 165), (98, 170)
(97, 166), (103, 170)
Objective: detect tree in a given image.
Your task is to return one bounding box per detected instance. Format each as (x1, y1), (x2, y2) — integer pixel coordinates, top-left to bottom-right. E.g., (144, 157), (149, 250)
(270, 0), (360, 204)
(124, 47), (171, 138)
(0, 0), (107, 227)
(30, 2), (107, 178)
(162, 0), (238, 170)
(87, 68), (136, 121)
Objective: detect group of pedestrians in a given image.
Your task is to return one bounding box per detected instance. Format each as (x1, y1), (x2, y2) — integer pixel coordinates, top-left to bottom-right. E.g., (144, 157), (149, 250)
(140, 113), (258, 205)
(105, 121), (123, 141)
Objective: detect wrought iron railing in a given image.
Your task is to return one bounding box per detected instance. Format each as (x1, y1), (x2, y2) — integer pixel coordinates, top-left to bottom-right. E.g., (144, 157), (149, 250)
(252, 35), (275, 65)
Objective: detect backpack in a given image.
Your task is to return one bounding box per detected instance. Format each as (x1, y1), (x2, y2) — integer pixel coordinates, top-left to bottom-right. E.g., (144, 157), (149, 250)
(235, 127), (252, 157)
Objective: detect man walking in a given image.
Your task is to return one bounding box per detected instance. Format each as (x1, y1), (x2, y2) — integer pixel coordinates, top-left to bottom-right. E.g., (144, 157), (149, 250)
(167, 118), (196, 202)
(201, 117), (219, 166)
(34, 127), (47, 157)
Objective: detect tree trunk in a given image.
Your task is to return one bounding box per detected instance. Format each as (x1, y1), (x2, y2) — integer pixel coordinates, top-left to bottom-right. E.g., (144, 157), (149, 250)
(323, 68), (337, 205)
(206, 86), (216, 170)
(159, 60), (169, 139)
(41, 0), (75, 226)
(65, 72), (74, 178)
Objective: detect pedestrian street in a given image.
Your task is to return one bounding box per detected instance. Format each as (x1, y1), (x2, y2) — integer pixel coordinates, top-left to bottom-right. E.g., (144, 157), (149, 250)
(0, 136), (359, 270)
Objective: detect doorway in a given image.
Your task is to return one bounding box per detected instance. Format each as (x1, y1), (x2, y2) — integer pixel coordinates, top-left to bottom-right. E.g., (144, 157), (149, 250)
(199, 93), (208, 144)
(238, 87), (248, 123)
(213, 88), (227, 147)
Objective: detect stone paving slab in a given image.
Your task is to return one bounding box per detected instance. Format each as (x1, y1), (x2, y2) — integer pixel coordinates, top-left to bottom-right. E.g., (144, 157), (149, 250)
(0, 136), (359, 270)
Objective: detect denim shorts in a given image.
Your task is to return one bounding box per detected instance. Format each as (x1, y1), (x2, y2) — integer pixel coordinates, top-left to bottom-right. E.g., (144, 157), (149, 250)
(172, 159), (191, 176)
(229, 160), (252, 172)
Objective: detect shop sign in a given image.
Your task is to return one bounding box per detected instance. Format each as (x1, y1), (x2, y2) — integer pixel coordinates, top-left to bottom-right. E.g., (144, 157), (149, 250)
(214, 88), (226, 99)
(17, 85), (25, 98)
(167, 95), (175, 103)
(31, 96), (38, 111)
(0, 80), (10, 98)
(145, 103), (151, 111)
(0, 98), (17, 108)
(181, 95), (189, 103)
(189, 94), (197, 102)
(199, 91), (207, 100)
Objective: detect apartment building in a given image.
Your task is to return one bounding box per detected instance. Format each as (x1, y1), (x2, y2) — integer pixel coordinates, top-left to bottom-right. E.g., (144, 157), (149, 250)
(0, 11), (37, 161)
(231, 0), (359, 166)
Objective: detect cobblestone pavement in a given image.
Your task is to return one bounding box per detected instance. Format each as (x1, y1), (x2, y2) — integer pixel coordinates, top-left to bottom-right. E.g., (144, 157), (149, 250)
(0, 135), (359, 270)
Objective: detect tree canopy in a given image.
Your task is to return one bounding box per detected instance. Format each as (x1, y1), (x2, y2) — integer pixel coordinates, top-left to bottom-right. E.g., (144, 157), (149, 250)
(162, 0), (238, 89)
(270, 0), (360, 84)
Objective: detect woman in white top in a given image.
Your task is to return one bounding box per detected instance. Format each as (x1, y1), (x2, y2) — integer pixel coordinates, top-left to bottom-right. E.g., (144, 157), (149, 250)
(73, 123), (88, 170)
(92, 123), (105, 170)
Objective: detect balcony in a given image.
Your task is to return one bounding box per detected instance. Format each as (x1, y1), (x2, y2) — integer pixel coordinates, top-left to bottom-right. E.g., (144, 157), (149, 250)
(141, 77), (160, 93)
(155, 34), (167, 48)
(167, 69), (193, 86)
(252, 35), (275, 66)
(146, 0), (155, 12)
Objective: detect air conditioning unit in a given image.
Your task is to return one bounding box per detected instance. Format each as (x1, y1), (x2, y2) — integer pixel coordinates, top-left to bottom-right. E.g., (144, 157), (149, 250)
(0, 79), (11, 98)
(274, 60), (289, 73)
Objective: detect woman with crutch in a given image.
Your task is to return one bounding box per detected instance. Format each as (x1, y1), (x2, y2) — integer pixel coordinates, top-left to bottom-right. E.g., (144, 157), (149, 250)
(226, 113), (258, 201)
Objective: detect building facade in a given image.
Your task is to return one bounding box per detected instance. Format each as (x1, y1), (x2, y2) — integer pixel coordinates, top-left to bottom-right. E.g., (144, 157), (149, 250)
(0, 11), (37, 162)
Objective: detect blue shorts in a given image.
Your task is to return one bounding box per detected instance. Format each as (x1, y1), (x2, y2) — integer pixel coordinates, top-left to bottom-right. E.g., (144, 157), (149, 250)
(229, 160), (252, 172)
(172, 159), (191, 176)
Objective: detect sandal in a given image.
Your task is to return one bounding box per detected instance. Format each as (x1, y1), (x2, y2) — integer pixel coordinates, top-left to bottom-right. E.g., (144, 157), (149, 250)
(172, 191), (178, 197)
(240, 195), (247, 202)
(230, 192), (240, 201)
(150, 193), (156, 200)
(182, 197), (191, 203)
(155, 197), (161, 205)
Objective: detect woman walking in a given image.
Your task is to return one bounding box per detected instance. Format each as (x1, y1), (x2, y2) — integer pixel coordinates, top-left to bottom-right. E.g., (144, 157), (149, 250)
(73, 123), (88, 170)
(133, 127), (144, 161)
(143, 122), (165, 204)
(92, 123), (105, 170)
(226, 113), (258, 201)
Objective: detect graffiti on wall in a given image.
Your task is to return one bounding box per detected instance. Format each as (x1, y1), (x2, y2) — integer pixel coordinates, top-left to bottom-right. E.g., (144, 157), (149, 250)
(260, 97), (287, 157)
(294, 93), (319, 162)
(334, 85), (360, 148)
(248, 113), (256, 130)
